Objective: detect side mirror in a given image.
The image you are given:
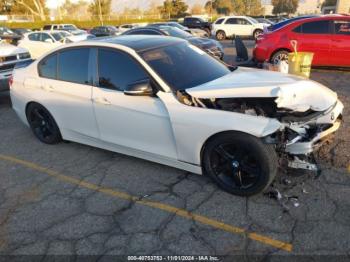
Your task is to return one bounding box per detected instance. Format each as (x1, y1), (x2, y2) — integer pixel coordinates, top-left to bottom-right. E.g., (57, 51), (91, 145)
(124, 79), (154, 96)
(44, 38), (53, 43)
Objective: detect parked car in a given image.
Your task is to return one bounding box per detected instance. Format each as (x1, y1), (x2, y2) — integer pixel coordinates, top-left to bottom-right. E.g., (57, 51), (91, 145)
(42, 24), (86, 35)
(122, 26), (224, 60)
(117, 24), (140, 33)
(10, 28), (32, 37)
(182, 17), (212, 35)
(267, 15), (319, 31)
(255, 18), (275, 26)
(149, 22), (209, 38)
(10, 35), (343, 196)
(0, 43), (31, 91)
(254, 15), (350, 67)
(0, 27), (21, 44)
(90, 26), (120, 37)
(18, 30), (92, 59)
(212, 16), (266, 40)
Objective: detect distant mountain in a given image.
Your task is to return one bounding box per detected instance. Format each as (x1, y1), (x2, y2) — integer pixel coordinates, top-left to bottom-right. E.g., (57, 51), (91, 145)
(111, 0), (208, 13)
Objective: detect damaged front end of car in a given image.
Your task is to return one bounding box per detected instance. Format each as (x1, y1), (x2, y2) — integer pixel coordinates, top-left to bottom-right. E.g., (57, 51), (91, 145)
(177, 72), (344, 175)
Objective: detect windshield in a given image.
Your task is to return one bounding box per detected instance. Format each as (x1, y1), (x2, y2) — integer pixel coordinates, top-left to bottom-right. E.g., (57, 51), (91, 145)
(140, 42), (230, 91)
(63, 25), (77, 30)
(161, 27), (192, 39)
(247, 17), (258, 24)
(51, 32), (64, 41)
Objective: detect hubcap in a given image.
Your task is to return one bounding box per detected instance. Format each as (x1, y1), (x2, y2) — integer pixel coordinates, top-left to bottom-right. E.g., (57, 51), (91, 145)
(273, 53), (289, 65)
(210, 144), (261, 190)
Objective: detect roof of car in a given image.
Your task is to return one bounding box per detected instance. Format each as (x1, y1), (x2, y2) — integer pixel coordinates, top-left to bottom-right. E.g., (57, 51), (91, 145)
(90, 35), (184, 52)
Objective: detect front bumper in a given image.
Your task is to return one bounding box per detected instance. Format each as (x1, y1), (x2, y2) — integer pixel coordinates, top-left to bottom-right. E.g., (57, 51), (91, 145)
(285, 100), (344, 155)
(0, 70), (12, 91)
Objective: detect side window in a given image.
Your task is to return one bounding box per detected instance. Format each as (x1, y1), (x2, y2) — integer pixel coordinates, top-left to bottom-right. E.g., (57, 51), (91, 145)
(301, 20), (330, 34)
(39, 54), (57, 79)
(98, 48), (148, 91)
(215, 18), (224, 24)
(41, 33), (52, 42)
(334, 20), (350, 35)
(53, 25), (58, 30)
(225, 18), (237, 25)
(28, 33), (40, 41)
(42, 25), (51, 30)
(58, 48), (90, 84)
(293, 25), (302, 33)
(238, 19), (250, 25)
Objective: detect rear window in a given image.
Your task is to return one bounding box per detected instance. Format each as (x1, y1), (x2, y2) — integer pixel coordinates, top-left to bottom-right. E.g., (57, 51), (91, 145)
(215, 18), (225, 24)
(57, 48), (89, 84)
(293, 20), (330, 34)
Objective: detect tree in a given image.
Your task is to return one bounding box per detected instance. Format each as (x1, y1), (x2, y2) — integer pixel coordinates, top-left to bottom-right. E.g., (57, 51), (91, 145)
(88, 0), (112, 21)
(272, 0), (299, 15)
(242, 0), (264, 16)
(61, 0), (89, 19)
(321, 0), (337, 9)
(1, 0), (47, 20)
(159, 0), (188, 18)
(204, 1), (216, 15)
(191, 4), (204, 15)
(215, 0), (233, 15)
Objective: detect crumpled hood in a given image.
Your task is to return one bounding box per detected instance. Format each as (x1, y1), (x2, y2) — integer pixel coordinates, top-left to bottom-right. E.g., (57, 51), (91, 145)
(0, 43), (28, 57)
(186, 67), (337, 112)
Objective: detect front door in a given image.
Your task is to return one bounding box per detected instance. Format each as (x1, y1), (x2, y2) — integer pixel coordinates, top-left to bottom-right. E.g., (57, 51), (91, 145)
(92, 48), (178, 159)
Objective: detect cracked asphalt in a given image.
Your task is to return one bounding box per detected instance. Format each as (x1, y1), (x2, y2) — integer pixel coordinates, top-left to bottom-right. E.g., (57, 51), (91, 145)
(0, 41), (349, 260)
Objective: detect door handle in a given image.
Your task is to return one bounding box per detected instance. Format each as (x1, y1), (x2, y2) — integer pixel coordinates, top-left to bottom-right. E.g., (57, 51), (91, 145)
(94, 97), (111, 105)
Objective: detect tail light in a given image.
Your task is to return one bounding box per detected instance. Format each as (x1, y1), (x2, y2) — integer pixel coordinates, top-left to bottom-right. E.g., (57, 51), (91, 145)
(9, 75), (13, 88)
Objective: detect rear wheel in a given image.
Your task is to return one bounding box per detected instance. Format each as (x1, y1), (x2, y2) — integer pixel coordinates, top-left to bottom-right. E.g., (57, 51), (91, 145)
(216, 30), (226, 41)
(271, 50), (289, 65)
(202, 132), (277, 196)
(26, 103), (62, 144)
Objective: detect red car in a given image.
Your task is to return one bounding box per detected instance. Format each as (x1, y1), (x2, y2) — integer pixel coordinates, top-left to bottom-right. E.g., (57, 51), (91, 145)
(253, 15), (350, 67)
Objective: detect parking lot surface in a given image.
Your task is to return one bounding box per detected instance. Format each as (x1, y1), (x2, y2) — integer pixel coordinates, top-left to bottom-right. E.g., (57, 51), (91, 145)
(0, 41), (350, 260)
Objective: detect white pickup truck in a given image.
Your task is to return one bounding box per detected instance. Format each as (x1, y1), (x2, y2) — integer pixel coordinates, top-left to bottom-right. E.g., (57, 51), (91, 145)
(0, 42), (31, 91)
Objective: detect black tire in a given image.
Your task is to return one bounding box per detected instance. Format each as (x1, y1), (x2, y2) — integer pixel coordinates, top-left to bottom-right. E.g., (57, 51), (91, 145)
(270, 50), (289, 65)
(26, 103), (62, 144)
(202, 132), (278, 196)
(253, 29), (263, 40)
(216, 30), (226, 41)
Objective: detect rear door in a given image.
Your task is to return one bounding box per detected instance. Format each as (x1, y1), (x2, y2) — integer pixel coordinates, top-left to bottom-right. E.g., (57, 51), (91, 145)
(330, 19), (350, 67)
(38, 47), (99, 139)
(290, 20), (331, 66)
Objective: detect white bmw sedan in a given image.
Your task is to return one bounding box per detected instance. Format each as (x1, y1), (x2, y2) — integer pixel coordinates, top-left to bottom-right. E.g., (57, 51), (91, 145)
(10, 36), (343, 196)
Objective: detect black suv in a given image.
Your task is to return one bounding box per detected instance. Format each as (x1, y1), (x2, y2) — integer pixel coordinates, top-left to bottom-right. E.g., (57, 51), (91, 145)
(182, 17), (211, 35)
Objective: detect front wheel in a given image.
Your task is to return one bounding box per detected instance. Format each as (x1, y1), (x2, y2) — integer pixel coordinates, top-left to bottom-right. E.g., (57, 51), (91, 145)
(202, 132), (278, 196)
(26, 103), (62, 144)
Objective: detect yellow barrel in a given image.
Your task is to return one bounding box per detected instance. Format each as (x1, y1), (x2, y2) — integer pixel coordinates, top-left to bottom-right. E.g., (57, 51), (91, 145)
(288, 52), (314, 78)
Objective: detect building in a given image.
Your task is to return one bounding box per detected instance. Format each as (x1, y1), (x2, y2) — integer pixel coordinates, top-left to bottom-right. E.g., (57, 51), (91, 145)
(336, 0), (350, 13)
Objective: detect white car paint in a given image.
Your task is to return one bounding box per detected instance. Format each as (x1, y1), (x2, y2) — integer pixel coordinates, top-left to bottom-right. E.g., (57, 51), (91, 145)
(212, 16), (265, 38)
(18, 31), (63, 59)
(10, 39), (343, 177)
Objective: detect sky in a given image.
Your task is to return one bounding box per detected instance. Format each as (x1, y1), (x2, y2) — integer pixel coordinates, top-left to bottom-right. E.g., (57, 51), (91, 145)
(46, 0), (208, 12)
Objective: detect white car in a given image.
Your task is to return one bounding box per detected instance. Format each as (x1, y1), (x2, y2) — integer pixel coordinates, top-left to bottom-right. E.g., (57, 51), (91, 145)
(212, 16), (266, 40)
(10, 36), (343, 196)
(42, 24), (86, 36)
(0, 43), (31, 91)
(18, 31), (92, 59)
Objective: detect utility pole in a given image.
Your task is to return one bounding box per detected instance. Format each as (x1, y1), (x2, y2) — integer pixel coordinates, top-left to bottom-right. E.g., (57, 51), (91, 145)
(98, 0), (103, 26)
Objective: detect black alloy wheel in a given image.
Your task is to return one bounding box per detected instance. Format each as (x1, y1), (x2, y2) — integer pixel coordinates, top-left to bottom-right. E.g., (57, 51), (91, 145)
(203, 132), (277, 196)
(27, 103), (62, 144)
